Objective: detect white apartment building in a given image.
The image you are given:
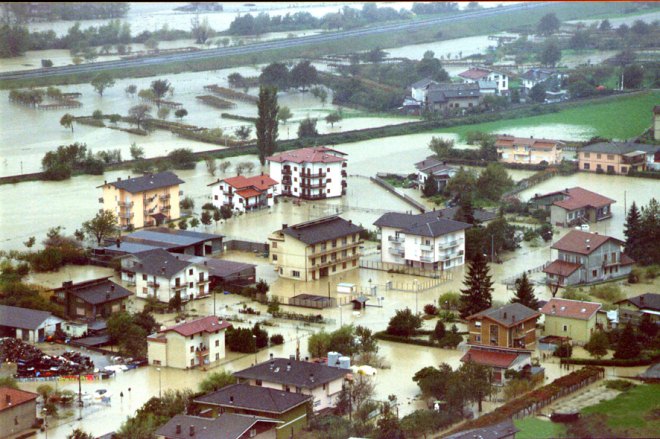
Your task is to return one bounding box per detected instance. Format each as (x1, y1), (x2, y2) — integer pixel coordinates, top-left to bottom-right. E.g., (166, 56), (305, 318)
(458, 67), (509, 94)
(374, 211), (471, 271)
(120, 248), (210, 303)
(147, 316), (231, 369)
(208, 174), (278, 213)
(267, 146), (347, 200)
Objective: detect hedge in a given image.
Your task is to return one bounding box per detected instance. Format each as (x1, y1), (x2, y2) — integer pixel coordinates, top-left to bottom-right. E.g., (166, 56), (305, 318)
(563, 351), (660, 367)
(374, 331), (464, 348)
(628, 169), (660, 180)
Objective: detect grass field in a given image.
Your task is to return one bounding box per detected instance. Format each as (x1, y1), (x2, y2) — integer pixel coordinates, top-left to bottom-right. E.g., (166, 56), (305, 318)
(514, 417), (567, 439)
(437, 91), (660, 141)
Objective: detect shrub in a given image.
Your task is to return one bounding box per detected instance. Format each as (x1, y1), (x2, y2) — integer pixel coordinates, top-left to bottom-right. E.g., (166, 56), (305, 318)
(424, 304), (438, 316)
(589, 284), (623, 303)
(554, 342), (573, 358)
(604, 379), (635, 391)
(270, 334), (284, 345)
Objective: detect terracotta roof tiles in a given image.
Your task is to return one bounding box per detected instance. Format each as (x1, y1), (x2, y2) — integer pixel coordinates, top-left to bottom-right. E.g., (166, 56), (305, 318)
(551, 230), (623, 255)
(266, 146), (347, 164)
(0, 387), (38, 411)
(460, 349), (519, 368)
(552, 187), (615, 211)
(159, 316), (231, 337)
(541, 298), (601, 320)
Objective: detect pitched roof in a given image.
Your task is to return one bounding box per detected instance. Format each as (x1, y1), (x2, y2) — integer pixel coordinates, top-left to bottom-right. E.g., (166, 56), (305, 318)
(444, 419), (519, 439)
(155, 413), (279, 439)
(175, 255), (255, 279)
(129, 248), (193, 278)
(99, 171), (184, 193)
(233, 358), (348, 389)
(194, 383), (311, 414)
(458, 67), (494, 80)
(543, 260), (582, 277)
(411, 77), (437, 89)
(615, 293), (660, 312)
(541, 298), (601, 320)
(426, 82), (480, 103)
(236, 188), (262, 198)
(460, 348), (519, 368)
(466, 303), (540, 327)
(280, 216), (363, 245)
(0, 387), (38, 411)
(581, 142), (660, 155)
(551, 230), (623, 255)
(495, 135), (564, 150)
(266, 146), (347, 164)
(0, 305), (60, 330)
(520, 68), (556, 82)
(159, 316), (231, 337)
(210, 174), (278, 191)
(373, 211), (471, 238)
(51, 278), (131, 305)
(125, 228), (223, 247)
(551, 187), (615, 211)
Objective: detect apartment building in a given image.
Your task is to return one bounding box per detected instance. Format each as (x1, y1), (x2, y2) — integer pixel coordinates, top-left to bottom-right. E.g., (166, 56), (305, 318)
(208, 174), (278, 213)
(98, 171), (184, 230)
(147, 316), (231, 369)
(268, 216), (363, 281)
(578, 142), (660, 174)
(458, 67), (508, 94)
(120, 248), (210, 303)
(495, 135), (564, 165)
(425, 82), (481, 112)
(267, 147), (347, 200)
(373, 211), (471, 271)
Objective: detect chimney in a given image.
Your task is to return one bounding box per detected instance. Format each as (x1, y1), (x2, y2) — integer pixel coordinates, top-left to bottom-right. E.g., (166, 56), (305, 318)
(161, 267), (166, 274)
(110, 284), (115, 291)
(116, 238), (121, 248)
(5, 394), (10, 405)
(189, 425), (195, 437)
(104, 180), (107, 185)
(270, 353), (274, 359)
(270, 359), (274, 370)
(309, 373), (315, 383)
(175, 424), (181, 434)
(229, 396), (234, 404)
(503, 312), (507, 320)
(586, 239), (591, 250)
(282, 224), (288, 229)
(552, 304), (556, 314)
(287, 361), (291, 372)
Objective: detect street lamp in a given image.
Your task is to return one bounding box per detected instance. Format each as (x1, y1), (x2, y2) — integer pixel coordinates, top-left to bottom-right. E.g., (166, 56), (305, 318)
(413, 279), (419, 315)
(252, 335), (258, 365)
(156, 367), (162, 398)
(42, 407), (48, 439)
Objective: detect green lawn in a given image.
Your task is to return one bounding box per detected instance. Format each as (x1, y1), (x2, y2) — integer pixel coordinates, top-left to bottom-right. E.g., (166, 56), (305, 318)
(437, 91), (660, 141)
(514, 417), (567, 439)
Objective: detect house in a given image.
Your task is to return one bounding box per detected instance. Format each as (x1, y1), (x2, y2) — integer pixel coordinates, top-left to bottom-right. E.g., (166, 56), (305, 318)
(465, 303), (540, 350)
(194, 383), (312, 439)
(460, 347), (533, 385)
(0, 387), (38, 438)
(458, 67), (508, 94)
(654, 105), (660, 141)
(425, 82), (481, 112)
(208, 174), (278, 213)
(542, 230), (634, 286)
(437, 206), (498, 224)
(444, 419), (519, 439)
(614, 293), (660, 323)
(578, 142), (660, 174)
(414, 156), (457, 192)
(50, 277), (131, 320)
(233, 357), (349, 412)
(519, 68), (564, 92)
(155, 413), (279, 439)
(267, 146), (347, 200)
(98, 171), (185, 230)
(374, 211), (471, 271)
(410, 77), (438, 103)
(268, 216), (363, 281)
(541, 298), (602, 345)
(495, 135), (564, 165)
(175, 255), (256, 290)
(147, 316), (231, 369)
(120, 248), (211, 303)
(0, 305), (64, 343)
(529, 187), (615, 227)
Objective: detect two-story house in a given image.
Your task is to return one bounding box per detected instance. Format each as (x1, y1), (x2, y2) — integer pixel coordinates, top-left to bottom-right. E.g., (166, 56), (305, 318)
(541, 298), (601, 345)
(0, 387), (38, 438)
(578, 142), (660, 174)
(120, 248), (210, 303)
(614, 293), (660, 324)
(543, 230), (634, 287)
(156, 413), (279, 439)
(414, 156), (457, 192)
(268, 216), (363, 281)
(529, 187), (615, 227)
(50, 277), (132, 320)
(194, 383), (312, 439)
(519, 68), (565, 92)
(267, 147), (347, 200)
(410, 77), (438, 103)
(458, 67), (508, 94)
(98, 171), (184, 230)
(208, 174), (278, 213)
(374, 211), (471, 271)
(147, 316), (231, 369)
(425, 82), (481, 112)
(495, 135), (564, 165)
(233, 358), (349, 412)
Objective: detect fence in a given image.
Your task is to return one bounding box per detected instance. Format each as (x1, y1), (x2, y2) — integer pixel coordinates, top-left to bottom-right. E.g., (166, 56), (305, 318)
(224, 239), (269, 254)
(370, 176), (427, 213)
(502, 262), (550, 289)
(359, 260), (453, 282)
(17, 373), (108, 383)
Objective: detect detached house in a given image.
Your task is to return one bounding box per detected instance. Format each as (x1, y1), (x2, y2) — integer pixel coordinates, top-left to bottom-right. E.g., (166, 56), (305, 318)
(267, 147), (347, 200)
(414, 156), (457, 192)
(208, 174), (278, 213)
(120, 248), (210, 303)
(614, 293), (660, 323)
(0, 387), (38, 438)
(543, 230), (633, 286)
(458, 67), (508, 94)
(541, 298), (601, 344)
(495, 135), (564, 165)
(410, 77), (438, 103)
(578, 142), (660, 174)
(529, 187), (615, 227)
(50, 277), (132, 320)
(156, 413), (279, 439)
(425, 82), (481, 112)
(374, 211), (471, 271)
(98, 171), (184, 230)
(147, 316), (231, 369)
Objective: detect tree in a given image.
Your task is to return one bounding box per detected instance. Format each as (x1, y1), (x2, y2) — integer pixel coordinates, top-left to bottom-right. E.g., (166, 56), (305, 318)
(150, 79), (172, 103)
(308, 330), (332, 358)
(144, 37), (159, 51)
(234, 125), (252, 141)
(199, 370), (235, 393)
(260, 62), (289, 90)
(429, 137), (454, 158)
(220, 205), (232, 220)
(458, 359), (493, 412)
(205, 156), (216, 176)
(510, 273), (539, 310)
(311, 86), (328, 106)
(422, 176), (437, 198)
(191, 15), (213, 44)
(459, 252), (493, 319)
(599, 19), (612, 31)
(614, 322), (641, 359)
(157, 107), (170, 120)
(624, 202), (643, 261)
(454, 192), (476, 225)
(255, 85), (279, 165)
(366, 47), (386, 63)
(128, 104), (152, 130)
(213, 208), (222, 225)
(189, 217), (200, 229)
(107, 311), (147, 358)
(174, 108), (188, 120)
(178, 218), (188, 230)
(477, 163), (513, 201)
(623, 64), (644, 89)
(200, 210), (212, 227)
(639, 313), (658, 338)
(0, 376), (18, 389)
(290, 60), (318, 91)
(60, 113), (75, 132)
(537, 13), (560, 36)
(277, 106), (292, 124)
(529, 83), (546, 103)
(539, 41), (561, 67)
(168, 291), (182, 312)
(90, 73), (115, 97)
(125, 84), (137, 97)
(325, 111), (342, 128)
(386, 308), (422, 337)
(129, 143), (145, 160)
(297, 117), (319, 138)
(23, 236), (35, 248)
(219, 161), (232, 173)
(0, 24), (30, 57)
(584, 330), (609, 359)
(433, 320), (446, 341)
(67, 429), (94, 439)
(82, 210), (118, 245)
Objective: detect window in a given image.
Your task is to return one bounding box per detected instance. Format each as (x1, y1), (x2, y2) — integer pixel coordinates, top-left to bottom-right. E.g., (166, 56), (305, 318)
(189, 269), (193, 275)
(592, 269), (598, 277)
(342, 262), (347, 269)
(142, 274), (147, 281)
(332, 240), (337, 248)
(294, 167), (297, 171)
(352, 260), (357, 267)
(190, 335), (194, 340)
(215, 353), (220, 361)
(214, 195), (218, 200)
(190, 346), (194, 353)
(272, 242), (277, 249)
(292, 270), (300, 278)
(475, 335), (481, 342)
(189, 282), (193, 288)
(597, 153), (601, 159)
(153, 360), (161, 365)
(563, 325), (568, 332)
(249, 429), (256, 438)
(332, 265), (337, 272)
(607, 154), (614, 160)
(323, 383), (327, 390)
(607, 165), (615, 173)
(327, 167), (330, 172)
(142, 287), (148, 295)
(621, 166), (628, 173)
(272, 254), (278, 261)
(342, 238), (347, 245)
(215, 340), (219, 347)
(255, 379), (262, 386)
(190, 359), (195, 366)
(327, 189), (330, 193)
(584, 152), (590, 158)
(584, 163), (590, 170)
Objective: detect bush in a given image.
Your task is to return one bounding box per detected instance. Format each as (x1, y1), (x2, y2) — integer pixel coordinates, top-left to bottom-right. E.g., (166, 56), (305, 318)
(424, 304), (438, 316)
(167, 148), (196, 169)
(604, 379), (636, 391)
(554, 342), (573, 358)
(589, 284), (623, 303)
(270, 334), (284, 345)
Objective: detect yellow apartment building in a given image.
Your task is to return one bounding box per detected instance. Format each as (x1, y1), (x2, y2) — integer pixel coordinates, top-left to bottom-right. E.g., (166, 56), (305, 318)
(495, 135), (564, 165)
(578, 142), (655, 174)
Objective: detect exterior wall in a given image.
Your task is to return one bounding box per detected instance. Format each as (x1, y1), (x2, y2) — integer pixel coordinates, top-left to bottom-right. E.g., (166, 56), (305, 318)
(487, 71), (508, 93)
(654, 113), (660, 141)
(411, 87), (426, 102)
(380, 226), (406, 265)
(0, 400), (36, 438)
(402, 231), (465, 270)
(497, 145), (561, 165)
(199, 403), (308, 439)
(551, 205), (612, 227)
(125, 258), (210, 303)
(268, 161), (346, 200)
(578, 151), (646, 175)
(101, 183), (181, 229)
(246, 377), (343, 412)
(148, 339), (168, 366)
(543, 315), (595, 344)
(468, 318), (537, 349)
(211, 182), (274, 213)
(550, 205), (569, 227)
(151, 330), (226, 369)
(67, 296), (125, 319)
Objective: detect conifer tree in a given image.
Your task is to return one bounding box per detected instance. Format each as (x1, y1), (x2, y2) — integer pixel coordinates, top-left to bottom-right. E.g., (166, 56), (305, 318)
(256, 85), (279, 165)
(614, 322), (641, 360)
(623, 201), (642, 261)
(510, 272), (539, 310)
(459, 252), (493, 319)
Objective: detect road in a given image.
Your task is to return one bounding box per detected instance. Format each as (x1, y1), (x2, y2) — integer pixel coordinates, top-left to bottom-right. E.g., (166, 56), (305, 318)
(0, 3), (551, 81)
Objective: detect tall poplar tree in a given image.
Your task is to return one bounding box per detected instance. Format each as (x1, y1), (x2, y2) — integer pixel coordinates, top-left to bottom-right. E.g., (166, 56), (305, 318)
(459, 252), (493, 319)
(256, 85), (279, 165)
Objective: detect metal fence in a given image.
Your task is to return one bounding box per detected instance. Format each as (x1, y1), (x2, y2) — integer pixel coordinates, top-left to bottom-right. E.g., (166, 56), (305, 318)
(359, 260), (453, 281)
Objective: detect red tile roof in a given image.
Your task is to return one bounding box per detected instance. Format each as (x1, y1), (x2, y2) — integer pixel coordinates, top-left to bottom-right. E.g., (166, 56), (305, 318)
(551, 230), (623, 255)
(541, 298), (601, 320)
(495, 135), (563, 151)
(543, 260), (582, 277)
(236, 188), (262, 198)
(552, 187), (615, 211)
(159, 316), (231, 337)
(0, 387), (38, 411)
(212, 175), (278, 191)
(267, 146), (346, 164)
(461, 349), (519, 369)
(458, 67), (493, 80)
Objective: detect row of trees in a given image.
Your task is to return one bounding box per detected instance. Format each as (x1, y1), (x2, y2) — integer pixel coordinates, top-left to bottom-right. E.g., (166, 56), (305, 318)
(259, 61), (319, 92)
(624, 199), (659, 266)
(308, 325), (379, 360)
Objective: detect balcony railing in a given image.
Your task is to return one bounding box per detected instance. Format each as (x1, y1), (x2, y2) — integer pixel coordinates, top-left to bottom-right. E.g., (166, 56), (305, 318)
(119, 212), (134, 219)
(388, 235), (404, 244)
(420, 255), (435, 263)
(281, 177), (292, 185)
(438, 239), (462, 249)
(118, 201), (134, 208)
(341, 170), (347, 178)
(310, 240), (362, 256)
(147, 281), (160, 288)
(389, 247), (405, 256)
(173, 284), (186, 290)
(282, 167), (292, 175)
(420, 244), (433, 252)
(159, 194), (170, 201)
(311, 254), (358, 269)
(301, 171), (326, 178)
(622, 154), (645, 165)
(301, 181), (325, 189)
(300, 193), (327, 200)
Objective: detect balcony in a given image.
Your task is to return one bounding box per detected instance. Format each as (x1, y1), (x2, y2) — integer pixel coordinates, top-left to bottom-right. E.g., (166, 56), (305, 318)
(301, 171), (326, 178)
(622, 153), (645, 165)
(300, 193), (327, 200)
(341, 170), (347, 178)
(388, 235), (404, 244)
(282, 167), (292, 175)
(118, 201), (134, 208)
(173, 284), (186, 290)
(301, 180), (325, 189)
(281, 177), (292, 185)
(159, 194), (170, 201)
(162, 205), (171, 211)
(420, 255), (435, 263)
(310, 240), (362, 256)
(197, 278), (210, 285)
(420, 244), (433, 252)
(119, 212), (134, 219)
(311, 254), (358, 269)
(147, 281), (160, 288)
(389, 247), (405, 256)
(438, 239), (462, 249)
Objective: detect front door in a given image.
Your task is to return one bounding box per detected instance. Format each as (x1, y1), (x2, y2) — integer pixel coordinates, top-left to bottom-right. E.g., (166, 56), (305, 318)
(319, 267), (329, 277)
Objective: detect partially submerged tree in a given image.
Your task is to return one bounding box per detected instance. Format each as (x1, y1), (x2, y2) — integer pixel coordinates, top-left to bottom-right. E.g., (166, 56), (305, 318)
(255, 85), (279, 165)
(82, 210), (118, 245)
